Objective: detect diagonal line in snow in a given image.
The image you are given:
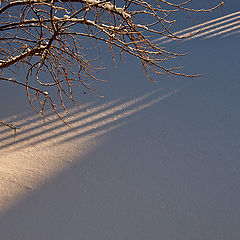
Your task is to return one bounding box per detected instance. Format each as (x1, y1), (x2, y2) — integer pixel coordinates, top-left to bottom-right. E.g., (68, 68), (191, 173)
(153, 11), (240, 44)
(0, 98), (120, 143)
(0, 101), (95, 137)
(59, 88), (180, 144)
(220, 29), (240, 38)
(185, 19), (240, 40)
(204, 24), (240, 39)
(0, 88), (179, 213)
(0, 89), (161, 151)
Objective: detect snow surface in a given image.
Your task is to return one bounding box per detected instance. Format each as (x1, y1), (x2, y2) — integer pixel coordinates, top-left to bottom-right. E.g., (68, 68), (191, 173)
(0, 5), (240, 240)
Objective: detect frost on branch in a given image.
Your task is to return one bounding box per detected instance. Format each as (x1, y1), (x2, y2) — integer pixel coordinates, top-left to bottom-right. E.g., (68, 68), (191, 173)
(0, 0), (223, 128)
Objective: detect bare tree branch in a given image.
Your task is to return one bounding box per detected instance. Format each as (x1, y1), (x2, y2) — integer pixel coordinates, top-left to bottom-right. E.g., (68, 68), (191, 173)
(0, 0), (223, 131)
